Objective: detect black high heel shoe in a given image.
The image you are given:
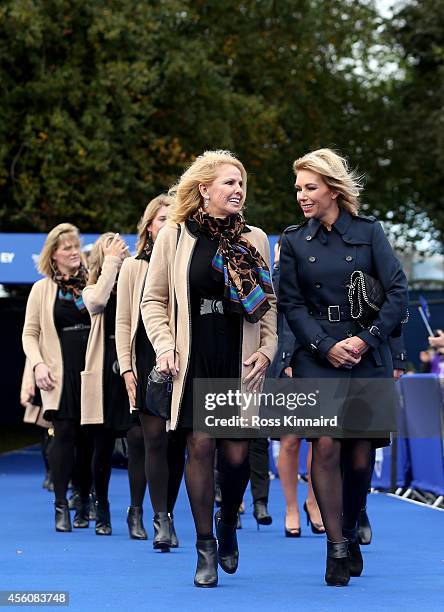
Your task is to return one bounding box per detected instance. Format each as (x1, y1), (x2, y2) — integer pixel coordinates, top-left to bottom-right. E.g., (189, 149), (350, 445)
(194, 538), (218, 587)
(55, 501), (72, 532)
(127, 506), (148, 540)
(284, 515), (301, 538)
(343, 527), (363, 576)
(215, 510), (239, 574)
(325, 540), (350, 587)
(357, 507), (372, 545)
(303, 501), (325, 535)
(153, 512), (171, 551)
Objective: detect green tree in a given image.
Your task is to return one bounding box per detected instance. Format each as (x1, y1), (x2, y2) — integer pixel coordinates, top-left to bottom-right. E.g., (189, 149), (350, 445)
(0, 0), (404, 236)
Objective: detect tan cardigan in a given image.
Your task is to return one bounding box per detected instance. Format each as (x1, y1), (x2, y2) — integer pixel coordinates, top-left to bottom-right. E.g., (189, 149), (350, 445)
(115, 256), (149, 409)
(22, 277), (63, 414)
(80, 255), (122, 425)
(21, 358), (51, 428)
(141, 222), (278, 430)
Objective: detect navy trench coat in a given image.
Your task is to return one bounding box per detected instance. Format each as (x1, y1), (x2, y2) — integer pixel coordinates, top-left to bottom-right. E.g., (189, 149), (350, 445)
(278, 210), (409, 442)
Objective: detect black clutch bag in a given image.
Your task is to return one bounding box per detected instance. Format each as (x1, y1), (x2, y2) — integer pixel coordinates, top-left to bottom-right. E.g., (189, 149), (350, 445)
(145, 367), (173, 420)
(348, 270), (385, 327)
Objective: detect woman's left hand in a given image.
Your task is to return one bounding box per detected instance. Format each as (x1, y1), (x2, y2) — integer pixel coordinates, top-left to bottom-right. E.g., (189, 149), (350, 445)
(243, 351), (270, 392)
(344, 336), (369, 356)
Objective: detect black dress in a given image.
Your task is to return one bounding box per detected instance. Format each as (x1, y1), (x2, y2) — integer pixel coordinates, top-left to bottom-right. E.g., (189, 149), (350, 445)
(178, 221), (242, 429)
(103, 293), (132, 431)
(135, 310), (157, 415)
(51, 296), (90, 421)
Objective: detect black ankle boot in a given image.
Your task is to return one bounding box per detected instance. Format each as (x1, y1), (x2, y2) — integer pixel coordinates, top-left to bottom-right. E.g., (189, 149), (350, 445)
(73, 497), (90, 528)
(95, 500), (112, 536)
(215, 510), (239, 574)
(168, 513), (179, 548)
(194, 538), (218, 587)
(153, 512), (171, 551)
(55, 501), (72, 532)
(325, 540), (350, 586)
(343, 527), (363, 576)
(127, 506), (147, 540)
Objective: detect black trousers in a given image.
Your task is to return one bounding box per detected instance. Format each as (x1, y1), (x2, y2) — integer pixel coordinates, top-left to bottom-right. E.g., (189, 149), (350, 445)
(249, 438), (270, 503)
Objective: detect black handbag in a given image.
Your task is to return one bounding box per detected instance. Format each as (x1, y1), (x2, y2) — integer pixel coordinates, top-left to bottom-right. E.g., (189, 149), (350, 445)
(145, 225), (180, 420)
(145, 366), (174, 420)
(348, 270), (385, 327)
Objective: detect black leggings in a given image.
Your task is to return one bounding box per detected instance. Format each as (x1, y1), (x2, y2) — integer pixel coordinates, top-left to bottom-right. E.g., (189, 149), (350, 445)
(311, 437), (373, 542)
(126, 423), (147, 507)
(89, 426), (116, 505)
(139, 413), (186, 514)
(185, 433), (250, 538)
(49, 419), (94, 504)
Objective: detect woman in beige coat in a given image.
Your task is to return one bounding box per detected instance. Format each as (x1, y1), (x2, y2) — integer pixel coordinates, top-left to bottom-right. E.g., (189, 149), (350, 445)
(142, 151), (277, 587)
(116, 195), (186, 551)
(22, 223), (94, 532)
(81, 232), (131, 535)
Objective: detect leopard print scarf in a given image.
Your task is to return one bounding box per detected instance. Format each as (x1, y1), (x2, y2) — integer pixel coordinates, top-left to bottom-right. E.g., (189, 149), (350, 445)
(52, 264), (88, 311)
(190, 209), (273, 323)
(136, 235), (154, 262)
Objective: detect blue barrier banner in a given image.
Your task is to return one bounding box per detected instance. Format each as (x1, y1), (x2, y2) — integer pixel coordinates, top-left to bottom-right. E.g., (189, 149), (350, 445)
(0, 234), (138, 284)
(0, 233), (279, 284)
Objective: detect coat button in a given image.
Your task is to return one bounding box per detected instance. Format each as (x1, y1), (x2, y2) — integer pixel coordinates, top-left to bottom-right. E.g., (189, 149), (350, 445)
(315, 282), (322, 289)
(345, 255), (353, 262)
(308, 256), (316, 262)
(306, 235), (312, 241)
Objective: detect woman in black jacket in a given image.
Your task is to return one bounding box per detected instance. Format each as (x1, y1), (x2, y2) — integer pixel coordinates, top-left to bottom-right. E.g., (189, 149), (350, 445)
(279, 149), (408, 586)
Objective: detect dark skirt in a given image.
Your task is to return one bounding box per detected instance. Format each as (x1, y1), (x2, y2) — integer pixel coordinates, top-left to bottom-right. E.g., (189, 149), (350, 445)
(135, 319), (157, 415)
(49, 327), (89, 422)
(178, 309), (242, 429)
(103, 336), (132, 431)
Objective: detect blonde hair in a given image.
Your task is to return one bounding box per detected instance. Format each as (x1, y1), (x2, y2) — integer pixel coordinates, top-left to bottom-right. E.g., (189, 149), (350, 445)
(88, 232), (129, 285)
(168, 150), (247, 224)
(38, 223), (81, 277)
(293, 148), (363, 215)
(136, 194), (173, 256)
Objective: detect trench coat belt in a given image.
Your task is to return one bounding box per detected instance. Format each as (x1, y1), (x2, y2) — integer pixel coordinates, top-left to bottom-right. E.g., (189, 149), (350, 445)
(309, 305), (352, 322)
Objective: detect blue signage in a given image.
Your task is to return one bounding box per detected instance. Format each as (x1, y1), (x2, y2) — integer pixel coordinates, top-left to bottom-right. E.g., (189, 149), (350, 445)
(0, 233), (280, 284)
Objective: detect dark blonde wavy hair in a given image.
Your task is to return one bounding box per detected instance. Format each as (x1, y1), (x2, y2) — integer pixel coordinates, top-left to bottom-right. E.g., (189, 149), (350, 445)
(135, 194), (173, 256)
(293, 148), (364, 215)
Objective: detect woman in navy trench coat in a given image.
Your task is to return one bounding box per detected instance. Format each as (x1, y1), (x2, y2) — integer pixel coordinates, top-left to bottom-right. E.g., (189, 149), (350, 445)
(279, 149), (408, 587)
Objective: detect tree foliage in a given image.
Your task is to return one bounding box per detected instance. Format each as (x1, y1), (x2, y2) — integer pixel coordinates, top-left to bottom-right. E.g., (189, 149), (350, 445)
(1, 0), (439, 242)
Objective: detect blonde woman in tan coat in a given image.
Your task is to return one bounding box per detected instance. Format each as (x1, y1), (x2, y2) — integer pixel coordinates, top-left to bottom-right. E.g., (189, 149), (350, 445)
(81, 232), (130, 535)
(142, 151), (277, 587)
(22, 223), (94, 532)
(116, 195), (186, 550)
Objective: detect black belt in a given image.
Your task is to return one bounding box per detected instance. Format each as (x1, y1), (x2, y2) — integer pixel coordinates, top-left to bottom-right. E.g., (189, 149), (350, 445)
(61, 324), (91, 332)
(309, 305), (352, 322)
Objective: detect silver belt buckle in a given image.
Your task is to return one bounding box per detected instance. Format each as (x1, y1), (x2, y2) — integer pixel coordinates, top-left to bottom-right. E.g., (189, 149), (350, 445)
(328, 305), (341, 322)
(200, 298), (224, 315)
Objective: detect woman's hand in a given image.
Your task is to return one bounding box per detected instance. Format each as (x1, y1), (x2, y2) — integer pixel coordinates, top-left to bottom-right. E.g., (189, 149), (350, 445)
(343, 336), (369, 356)
(326, 340), (362, 369)
(243, 351), (270, 391)
(20, 383), (35, 407)
(393, 368), (404, 381)
(103, 233), (128, 263)
(123, 371), (137, 406)
(156, 350), (180, 378)
(429, 329), (444, 350)
(34, 363), (56, 391)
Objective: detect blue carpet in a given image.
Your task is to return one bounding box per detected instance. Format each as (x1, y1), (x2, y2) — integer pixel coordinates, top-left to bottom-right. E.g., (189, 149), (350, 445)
(0, 447), (443, 611)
